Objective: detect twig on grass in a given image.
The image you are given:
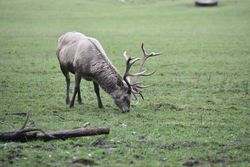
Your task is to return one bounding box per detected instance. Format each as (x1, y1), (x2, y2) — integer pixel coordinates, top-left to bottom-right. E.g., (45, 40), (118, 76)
(19, 112), (29, 130)
(53, 111), (66, 121)
(5, 112), (28, 116)
(52, 112), (66, 121)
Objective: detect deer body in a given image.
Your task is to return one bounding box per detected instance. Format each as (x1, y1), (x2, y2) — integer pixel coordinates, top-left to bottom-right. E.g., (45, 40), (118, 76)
(57, 32), (131, 112)
(56, 32), (159, 112)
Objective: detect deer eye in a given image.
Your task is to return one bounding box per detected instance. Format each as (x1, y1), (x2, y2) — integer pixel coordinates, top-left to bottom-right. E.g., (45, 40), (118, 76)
(123, 96), (130, 104)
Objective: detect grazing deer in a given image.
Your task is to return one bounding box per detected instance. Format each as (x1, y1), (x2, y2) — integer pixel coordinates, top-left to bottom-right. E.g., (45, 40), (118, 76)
(56, 32), (160, 112)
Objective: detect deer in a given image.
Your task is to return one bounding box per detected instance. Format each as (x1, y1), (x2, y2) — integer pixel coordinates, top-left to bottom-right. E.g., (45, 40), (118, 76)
(56, 32), (160, 113)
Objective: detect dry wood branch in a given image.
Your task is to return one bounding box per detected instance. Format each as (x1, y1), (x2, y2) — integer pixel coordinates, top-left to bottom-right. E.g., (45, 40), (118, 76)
(19, 112), (29, 130)
(0, 127), (110, 142)
(0, 113), (110, 142)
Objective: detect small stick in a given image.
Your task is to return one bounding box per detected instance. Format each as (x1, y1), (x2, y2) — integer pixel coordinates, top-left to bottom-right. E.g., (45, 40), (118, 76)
(5, 112), (28, 116)
(19, 112), (30, 130)
(53, 113), (65, 121)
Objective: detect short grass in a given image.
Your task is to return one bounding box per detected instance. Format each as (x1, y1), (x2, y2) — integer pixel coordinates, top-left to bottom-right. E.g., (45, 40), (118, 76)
(0, 0), (250, 166)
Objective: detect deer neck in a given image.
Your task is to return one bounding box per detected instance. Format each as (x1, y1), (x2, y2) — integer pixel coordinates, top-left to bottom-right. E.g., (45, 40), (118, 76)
(93, 62), (122, 95)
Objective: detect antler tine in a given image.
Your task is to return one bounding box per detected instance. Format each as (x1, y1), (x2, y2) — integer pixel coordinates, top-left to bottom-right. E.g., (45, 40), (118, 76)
(131, 89), (144, 101)
(139, 70), (155, 76)
(130, 57), (141, 66)
(134, 84), (150, 89)
(141, 43), (161, 59)
(138, 92), (144, 100)
(128, 70), (155, 77)
(131, 91), (144, 106)
(141, 42), (147, 56)
(123, 51), (141, 63)
(123, 51), (129, 61)
(124, 57), (140, 74)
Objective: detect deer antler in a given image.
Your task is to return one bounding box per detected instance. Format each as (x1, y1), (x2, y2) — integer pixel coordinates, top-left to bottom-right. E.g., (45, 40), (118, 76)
(123, 43), (160, 102)
(123, 52), (145, 100)
(137, 43), (161, 79)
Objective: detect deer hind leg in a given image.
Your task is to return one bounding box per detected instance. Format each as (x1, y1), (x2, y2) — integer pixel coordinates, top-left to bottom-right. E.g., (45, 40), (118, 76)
(60, 66), (70, 104)
(93, 81), (104, 108)
(69, 73), (81, 108)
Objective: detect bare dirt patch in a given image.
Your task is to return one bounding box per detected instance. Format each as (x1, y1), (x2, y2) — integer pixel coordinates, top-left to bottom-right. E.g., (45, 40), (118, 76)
(154, 103), (184, 111)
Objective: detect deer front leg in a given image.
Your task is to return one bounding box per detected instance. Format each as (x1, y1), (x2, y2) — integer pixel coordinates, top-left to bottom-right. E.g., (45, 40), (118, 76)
(60, 66), (70, 105)
(93, 81), (104, 108)
(69, 73), (81, 108)
(65, 75), (70, 104)
(77, 86), (82, 104)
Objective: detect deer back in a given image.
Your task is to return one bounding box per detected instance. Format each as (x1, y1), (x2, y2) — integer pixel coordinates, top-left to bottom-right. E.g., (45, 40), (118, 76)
(57, 32), (123, 90)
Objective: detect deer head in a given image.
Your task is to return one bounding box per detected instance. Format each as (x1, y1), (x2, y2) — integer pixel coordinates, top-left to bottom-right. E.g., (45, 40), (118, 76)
(112, 43), (160, 112)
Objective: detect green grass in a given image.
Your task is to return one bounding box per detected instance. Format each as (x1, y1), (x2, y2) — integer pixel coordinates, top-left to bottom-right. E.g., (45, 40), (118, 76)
(0, 0), (250, 166)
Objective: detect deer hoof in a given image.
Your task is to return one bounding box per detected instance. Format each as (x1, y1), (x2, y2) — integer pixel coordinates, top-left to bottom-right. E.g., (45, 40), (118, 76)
(69, 103), (74, 108)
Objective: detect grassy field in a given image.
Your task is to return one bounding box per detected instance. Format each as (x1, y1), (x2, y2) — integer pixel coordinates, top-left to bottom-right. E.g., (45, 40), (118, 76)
(0, 0), (250, 166)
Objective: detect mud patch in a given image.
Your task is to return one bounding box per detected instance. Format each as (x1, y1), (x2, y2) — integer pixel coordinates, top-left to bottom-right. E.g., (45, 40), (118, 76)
(159, 141), (198, 151)
(183, 157), (202, 166)
(89, 138), (121, 148)
(155, 103), (184, 111)
(197, 107), (216, 112)
(208, 156), (230, 166)
(70, 158), (97, 166)
(7, 148), (26, 164)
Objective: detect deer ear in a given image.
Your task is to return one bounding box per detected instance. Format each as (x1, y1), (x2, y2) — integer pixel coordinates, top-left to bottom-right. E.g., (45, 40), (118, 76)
(117, 78), (124, 87)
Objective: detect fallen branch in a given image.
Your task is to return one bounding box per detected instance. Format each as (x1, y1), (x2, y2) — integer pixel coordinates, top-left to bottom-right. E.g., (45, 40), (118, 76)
(0, 113), (110, 142)
(0, 127), (110, 142)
